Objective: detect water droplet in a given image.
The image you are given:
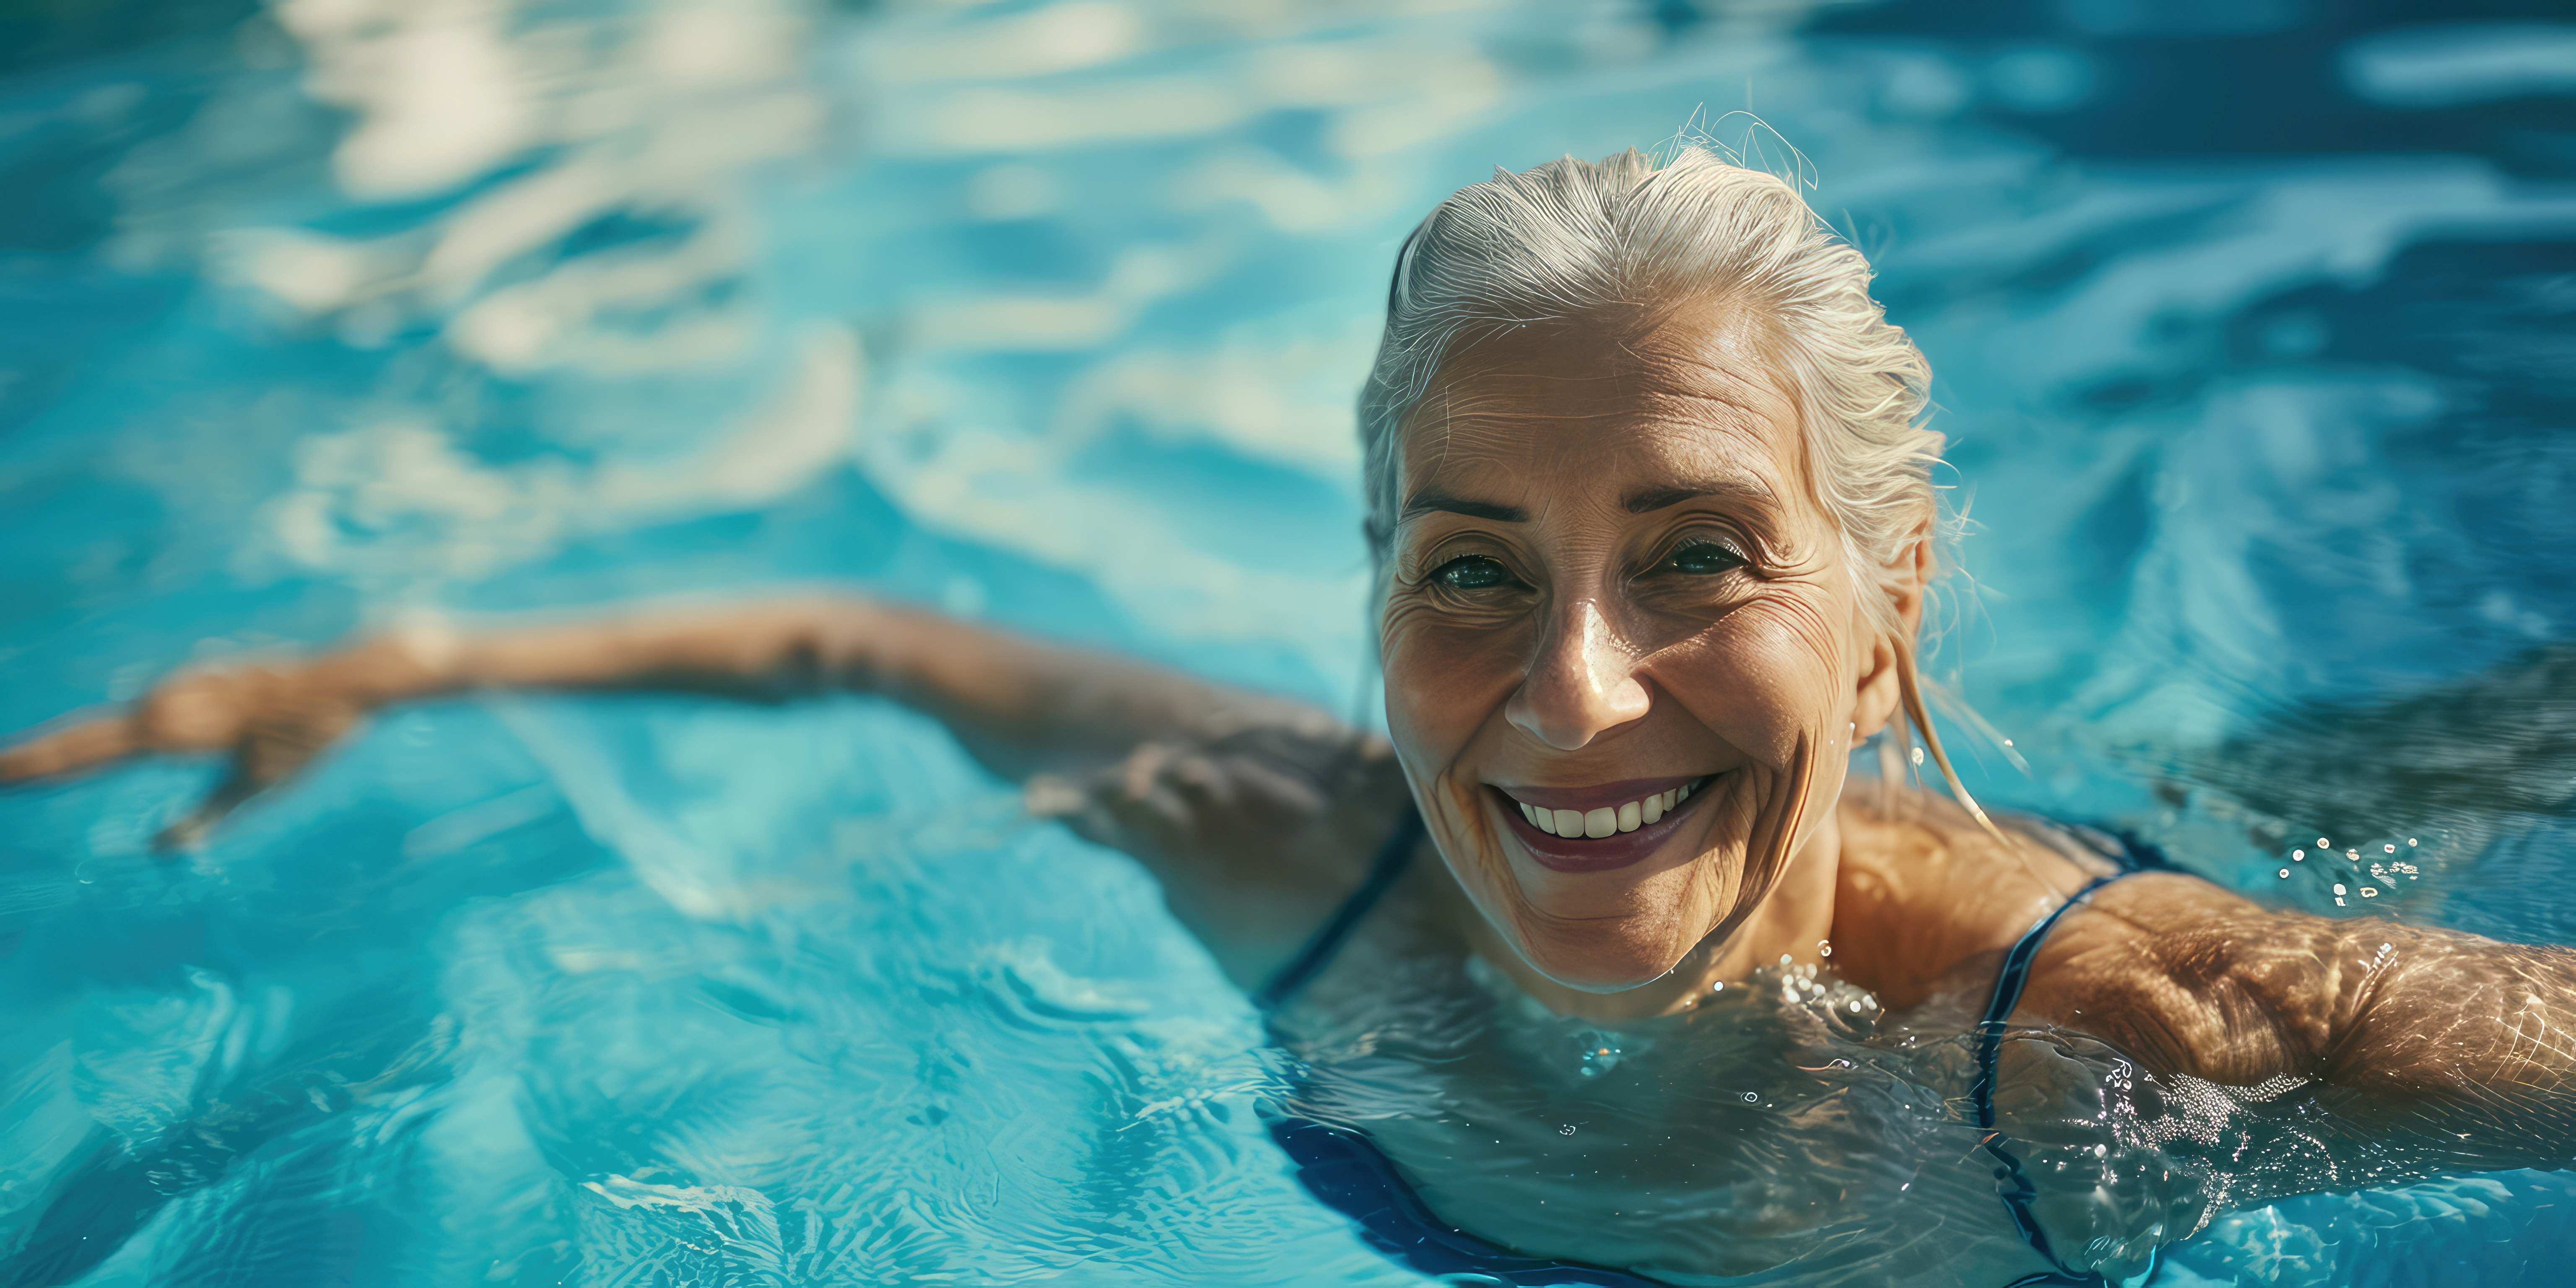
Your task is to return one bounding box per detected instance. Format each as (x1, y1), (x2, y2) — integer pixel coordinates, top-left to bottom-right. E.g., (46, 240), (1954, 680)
(1779, 954), (1792, 965)
(2408, 838), (2419, 847)
(2002, 738), (2015, 747)
(2332, 883), (2347, 895)
(1742, 1091), (1760, 1102)
(1710, 980), (1724, 992)
(2360, 887), (2378, 898)
(2384, 844), (2397, 853)
(2292, 849), (2305, 860)
(1559, 1124), (1576, 1135)
(1910, 746), (1925, 765)
(2318, 838), (2331, 848)
(1818, 940), (1833, 958)
(2279, 868), (2290, 878)
(1849, 999), (1863, 1013)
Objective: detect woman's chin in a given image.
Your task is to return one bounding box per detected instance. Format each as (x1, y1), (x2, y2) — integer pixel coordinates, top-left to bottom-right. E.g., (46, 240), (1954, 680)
(1514, 932), (1689, 994)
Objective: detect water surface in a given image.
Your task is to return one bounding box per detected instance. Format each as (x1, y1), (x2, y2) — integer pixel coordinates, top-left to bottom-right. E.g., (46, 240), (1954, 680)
(4, 0), (2576, 1283)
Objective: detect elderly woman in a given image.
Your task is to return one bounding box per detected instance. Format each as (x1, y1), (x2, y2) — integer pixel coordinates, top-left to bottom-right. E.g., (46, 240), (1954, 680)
(7, 150), (2573, 1285)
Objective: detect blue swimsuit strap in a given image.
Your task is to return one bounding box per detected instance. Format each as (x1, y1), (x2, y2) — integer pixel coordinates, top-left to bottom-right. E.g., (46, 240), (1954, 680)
(1972, 824), (2171, 1288)
(1253, 807), (1424, 1010)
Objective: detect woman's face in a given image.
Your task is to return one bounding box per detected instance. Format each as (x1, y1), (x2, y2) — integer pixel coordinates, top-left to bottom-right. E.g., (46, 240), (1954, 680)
(1378, 303), (1915, 991)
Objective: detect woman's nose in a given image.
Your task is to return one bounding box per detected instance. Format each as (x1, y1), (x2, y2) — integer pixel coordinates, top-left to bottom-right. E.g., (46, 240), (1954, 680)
(1506, 599), (1651, 750)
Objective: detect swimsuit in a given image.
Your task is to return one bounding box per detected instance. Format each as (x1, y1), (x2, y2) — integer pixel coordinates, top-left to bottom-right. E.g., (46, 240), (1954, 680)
(1258, 809), (2170, 1288)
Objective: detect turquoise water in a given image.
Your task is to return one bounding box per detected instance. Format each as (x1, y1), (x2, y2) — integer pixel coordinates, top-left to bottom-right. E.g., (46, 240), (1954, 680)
(4, 0), (2576, 1283)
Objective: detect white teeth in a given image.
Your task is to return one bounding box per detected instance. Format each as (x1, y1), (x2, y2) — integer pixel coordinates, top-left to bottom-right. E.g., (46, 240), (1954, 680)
(1511, 779), (1708, 840)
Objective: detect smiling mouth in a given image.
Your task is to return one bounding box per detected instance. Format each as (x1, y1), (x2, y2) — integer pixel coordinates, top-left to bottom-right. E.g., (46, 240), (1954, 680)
(1486, 774), (1718, 874)
(1508, 780), (1699, 838)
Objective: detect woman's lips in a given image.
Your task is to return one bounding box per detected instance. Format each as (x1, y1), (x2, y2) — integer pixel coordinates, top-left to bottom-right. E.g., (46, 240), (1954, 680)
(1486, 775), (1716, 874)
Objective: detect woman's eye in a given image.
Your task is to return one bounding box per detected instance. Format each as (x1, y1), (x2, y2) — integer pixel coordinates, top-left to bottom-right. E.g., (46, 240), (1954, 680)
(1433, 555), (1517, 591)
(1659, 541), (1746, 576)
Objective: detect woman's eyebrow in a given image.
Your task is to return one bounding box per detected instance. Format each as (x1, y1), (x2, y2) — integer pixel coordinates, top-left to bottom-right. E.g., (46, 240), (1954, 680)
(1623, 477), (1777, 514)
(1399, 488), (1527, 523)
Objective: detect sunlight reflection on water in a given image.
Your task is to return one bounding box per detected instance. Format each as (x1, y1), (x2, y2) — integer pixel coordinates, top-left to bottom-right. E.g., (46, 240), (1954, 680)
(4, 0), (2576, 1284)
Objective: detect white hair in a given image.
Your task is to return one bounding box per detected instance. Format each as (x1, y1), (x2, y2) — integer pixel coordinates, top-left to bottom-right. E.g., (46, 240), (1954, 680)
(1359, 145), (1944, 639)
(1358, 146), (1987, 821)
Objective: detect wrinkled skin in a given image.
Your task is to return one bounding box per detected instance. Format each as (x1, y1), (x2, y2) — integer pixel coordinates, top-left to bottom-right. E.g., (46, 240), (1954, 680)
(1379, 301), (1909, 1008)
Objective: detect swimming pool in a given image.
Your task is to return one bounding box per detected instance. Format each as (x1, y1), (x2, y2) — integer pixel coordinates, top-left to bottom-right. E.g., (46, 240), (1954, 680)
(4, 0), (2576, 1283)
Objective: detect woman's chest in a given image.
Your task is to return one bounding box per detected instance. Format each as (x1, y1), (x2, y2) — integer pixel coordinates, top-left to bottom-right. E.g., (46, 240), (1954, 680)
(1278, 946), (2070, 1283)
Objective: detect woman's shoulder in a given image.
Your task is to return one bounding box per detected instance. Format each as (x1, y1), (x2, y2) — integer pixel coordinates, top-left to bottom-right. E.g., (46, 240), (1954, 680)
(1829, 785), (2127, 1009)
(1833, 786), (2339, 1082)
(2017, 864), (2339, 1082)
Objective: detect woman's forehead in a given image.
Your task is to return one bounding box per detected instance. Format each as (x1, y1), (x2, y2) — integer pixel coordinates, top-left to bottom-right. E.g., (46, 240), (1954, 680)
(1396, 310), (1807, 513)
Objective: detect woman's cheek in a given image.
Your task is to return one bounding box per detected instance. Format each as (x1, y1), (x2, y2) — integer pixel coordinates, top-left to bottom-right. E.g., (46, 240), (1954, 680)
(1381, 609), (1525, 780)
(1653, 598), (1844, 763)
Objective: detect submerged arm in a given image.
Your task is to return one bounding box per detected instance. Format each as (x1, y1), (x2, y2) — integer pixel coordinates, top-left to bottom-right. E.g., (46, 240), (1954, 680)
(2035, 873), (2576, 1163)
(2304, 920), (2576, 1159)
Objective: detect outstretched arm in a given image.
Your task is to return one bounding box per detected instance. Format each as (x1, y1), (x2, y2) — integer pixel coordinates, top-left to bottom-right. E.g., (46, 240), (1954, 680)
(2035, 873), (2576, 1164)
(0, 597), (1410, 937)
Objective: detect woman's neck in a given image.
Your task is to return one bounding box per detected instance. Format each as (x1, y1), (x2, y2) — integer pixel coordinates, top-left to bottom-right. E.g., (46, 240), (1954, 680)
(1465, 810), (1846, 1025)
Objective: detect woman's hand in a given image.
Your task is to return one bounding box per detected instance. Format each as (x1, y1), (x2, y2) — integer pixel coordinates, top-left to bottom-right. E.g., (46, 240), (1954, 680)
(0, 634), (448, 849)
(1021, 714), (1414, 986)
(1028, 715), (1397, 879)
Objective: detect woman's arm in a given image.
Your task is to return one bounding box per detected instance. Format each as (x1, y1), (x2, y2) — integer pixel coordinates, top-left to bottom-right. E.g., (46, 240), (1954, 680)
(0, 597), (1408, 938)
(2033, 873), (2576, 1163)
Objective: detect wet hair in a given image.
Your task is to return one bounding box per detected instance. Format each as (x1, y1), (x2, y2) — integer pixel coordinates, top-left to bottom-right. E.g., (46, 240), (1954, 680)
(1357, 145), (1989, 825)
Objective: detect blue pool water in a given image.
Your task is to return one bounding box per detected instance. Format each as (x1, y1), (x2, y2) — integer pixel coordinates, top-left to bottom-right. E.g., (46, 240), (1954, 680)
(4, 0), (2576, 1283)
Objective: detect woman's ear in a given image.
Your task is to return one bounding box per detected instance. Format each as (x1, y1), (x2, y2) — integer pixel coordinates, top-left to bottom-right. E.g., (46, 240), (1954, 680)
(1850, 519), (1935, 741)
